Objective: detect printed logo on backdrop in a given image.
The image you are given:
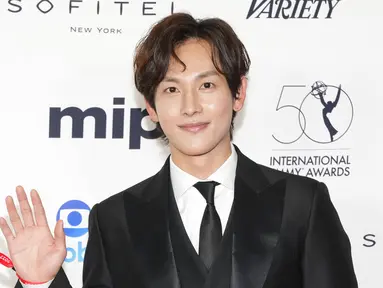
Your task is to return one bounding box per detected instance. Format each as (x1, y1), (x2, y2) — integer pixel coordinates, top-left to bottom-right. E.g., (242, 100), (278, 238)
(56, 200), (90, 262)
(363, 234), (377, 248)
(48, 97), (161, 149)
(246, 0), (342, 19)
(7, 0), (176, 35)
(270, 81), (354, 178)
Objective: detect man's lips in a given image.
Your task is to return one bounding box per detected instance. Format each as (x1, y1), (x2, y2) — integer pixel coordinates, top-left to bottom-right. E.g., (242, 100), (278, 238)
(178, 122), (210, 133)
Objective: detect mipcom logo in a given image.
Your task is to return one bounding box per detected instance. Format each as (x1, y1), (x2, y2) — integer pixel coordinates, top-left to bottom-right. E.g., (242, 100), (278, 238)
(56, 200), (91, 262)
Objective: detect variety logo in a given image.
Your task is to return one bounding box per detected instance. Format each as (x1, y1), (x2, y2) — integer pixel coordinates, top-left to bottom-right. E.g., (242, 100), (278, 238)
(247, 0), (342, 19)
(56, 200), (90, 262)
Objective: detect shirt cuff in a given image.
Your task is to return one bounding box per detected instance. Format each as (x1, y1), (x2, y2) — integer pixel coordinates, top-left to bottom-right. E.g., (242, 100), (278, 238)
(20, 279), (53, 288)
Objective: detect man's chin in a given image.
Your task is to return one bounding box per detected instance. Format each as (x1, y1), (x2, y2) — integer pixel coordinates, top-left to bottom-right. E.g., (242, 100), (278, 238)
(171, 141), (217, 157)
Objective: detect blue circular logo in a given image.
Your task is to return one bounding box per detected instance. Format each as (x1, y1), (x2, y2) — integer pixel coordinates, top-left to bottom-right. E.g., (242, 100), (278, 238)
(56, 200), (90, 238)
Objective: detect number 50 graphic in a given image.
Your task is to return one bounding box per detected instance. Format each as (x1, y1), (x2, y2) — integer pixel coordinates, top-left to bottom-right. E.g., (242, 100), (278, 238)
(272, 83), (354, 145)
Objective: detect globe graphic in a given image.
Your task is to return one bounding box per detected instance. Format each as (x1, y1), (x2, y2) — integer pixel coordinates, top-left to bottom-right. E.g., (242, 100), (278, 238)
(310, 81), (327, 99)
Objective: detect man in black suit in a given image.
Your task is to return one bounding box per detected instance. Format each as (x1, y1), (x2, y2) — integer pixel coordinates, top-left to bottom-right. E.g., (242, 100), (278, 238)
(1, 13), (358, 288)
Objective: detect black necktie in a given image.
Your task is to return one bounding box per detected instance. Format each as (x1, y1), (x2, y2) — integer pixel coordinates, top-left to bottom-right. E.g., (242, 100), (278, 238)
(194, 181), (222, 270)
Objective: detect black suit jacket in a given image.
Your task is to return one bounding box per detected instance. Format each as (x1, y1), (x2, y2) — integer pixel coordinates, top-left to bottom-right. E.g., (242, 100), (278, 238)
(16, 145), (358, 288)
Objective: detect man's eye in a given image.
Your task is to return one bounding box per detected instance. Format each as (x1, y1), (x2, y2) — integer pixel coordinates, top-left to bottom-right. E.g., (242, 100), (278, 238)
(165, 87), (178, 93)
(201, 82), (214, 89)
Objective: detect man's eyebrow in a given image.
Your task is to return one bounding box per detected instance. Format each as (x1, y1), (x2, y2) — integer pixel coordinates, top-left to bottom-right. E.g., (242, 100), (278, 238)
(162, 76), (180, 83)
(162, 70), (220, 83)
(195, 70), (220, 79)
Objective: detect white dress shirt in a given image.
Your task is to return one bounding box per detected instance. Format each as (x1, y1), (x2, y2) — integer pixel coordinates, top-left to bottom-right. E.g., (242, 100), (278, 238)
(169, 143), (237, 252)
(21, 144), (237, 287)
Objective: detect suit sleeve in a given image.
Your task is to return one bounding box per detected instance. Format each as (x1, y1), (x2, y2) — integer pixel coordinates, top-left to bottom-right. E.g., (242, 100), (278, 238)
(81, 203), (113, 287)
(15, 204), (113, 288)
(302, 182), (358, 288)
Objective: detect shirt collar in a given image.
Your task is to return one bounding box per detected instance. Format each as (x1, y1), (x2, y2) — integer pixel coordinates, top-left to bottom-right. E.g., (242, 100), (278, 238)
(170, 143), (238, 201)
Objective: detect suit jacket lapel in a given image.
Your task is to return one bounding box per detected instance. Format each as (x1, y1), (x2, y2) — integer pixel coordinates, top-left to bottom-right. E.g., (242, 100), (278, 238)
(231, 146), (286, 288)
(168, 182), (208, 288)
(123, 158), (180, 288)
(122, 145), (286, 288)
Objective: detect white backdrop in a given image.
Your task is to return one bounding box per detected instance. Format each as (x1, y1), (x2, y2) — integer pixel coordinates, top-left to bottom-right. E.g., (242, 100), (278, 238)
(0, 0), (381, 287)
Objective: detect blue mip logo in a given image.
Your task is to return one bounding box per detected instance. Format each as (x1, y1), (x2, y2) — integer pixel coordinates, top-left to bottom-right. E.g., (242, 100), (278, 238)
(56, 200), (90, 237)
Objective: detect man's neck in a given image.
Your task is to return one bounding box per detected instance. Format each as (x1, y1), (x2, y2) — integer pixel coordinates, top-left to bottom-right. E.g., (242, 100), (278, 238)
(170, 137), (232, 179)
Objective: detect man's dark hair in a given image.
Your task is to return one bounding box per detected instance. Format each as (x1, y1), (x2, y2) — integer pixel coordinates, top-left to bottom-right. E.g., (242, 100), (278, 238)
(133, 13), (251, 141)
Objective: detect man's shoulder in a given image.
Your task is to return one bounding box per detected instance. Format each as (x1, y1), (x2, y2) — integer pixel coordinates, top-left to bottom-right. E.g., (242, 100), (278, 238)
(256, 162), (328, 212)
(239, 148), (320, 190)
(93, 174), (156, 214)
(258, 162), (320, 189)
(238, 149), (322, 205)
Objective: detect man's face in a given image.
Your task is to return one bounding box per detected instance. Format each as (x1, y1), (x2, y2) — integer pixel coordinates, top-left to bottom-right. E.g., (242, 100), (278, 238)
(146, 38), (246, 157)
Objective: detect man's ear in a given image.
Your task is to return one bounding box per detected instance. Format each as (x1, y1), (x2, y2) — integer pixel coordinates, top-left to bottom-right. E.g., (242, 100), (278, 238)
(233, 76), (247, 112)
(145, 99), (159, 122)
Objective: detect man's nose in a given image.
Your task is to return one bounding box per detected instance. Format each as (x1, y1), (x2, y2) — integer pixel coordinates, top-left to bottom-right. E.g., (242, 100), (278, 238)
(180, 90), (202, 116)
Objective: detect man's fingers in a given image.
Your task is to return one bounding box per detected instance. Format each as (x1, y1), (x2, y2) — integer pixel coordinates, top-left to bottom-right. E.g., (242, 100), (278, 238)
(5, 196), (24, 234)
(31, 189), (48, 227)
(0, 217), (15, 243)
(54, 220), (66, 248)
(16, 186), (35, 227)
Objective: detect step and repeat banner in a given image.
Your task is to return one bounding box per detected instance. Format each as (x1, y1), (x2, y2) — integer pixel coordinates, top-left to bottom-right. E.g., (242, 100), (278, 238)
(0, 0), (381, 287)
